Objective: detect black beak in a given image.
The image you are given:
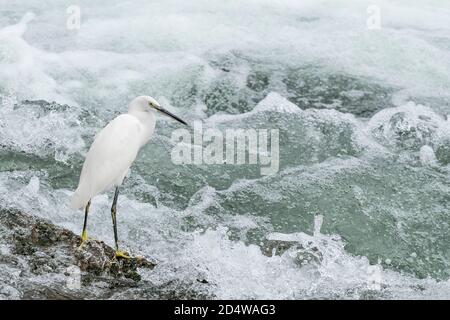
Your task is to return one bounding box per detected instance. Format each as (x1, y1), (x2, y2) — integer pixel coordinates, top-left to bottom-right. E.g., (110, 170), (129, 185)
(156, 106), (188, 126)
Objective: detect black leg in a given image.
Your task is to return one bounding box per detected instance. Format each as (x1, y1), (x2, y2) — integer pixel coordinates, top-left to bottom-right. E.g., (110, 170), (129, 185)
(111, 187), (129, 258)
(111, 187), (120, 251)
(81, 199), (91, 243)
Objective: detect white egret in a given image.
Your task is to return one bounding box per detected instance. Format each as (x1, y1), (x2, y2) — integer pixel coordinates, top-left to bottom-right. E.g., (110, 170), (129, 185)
(70, 96), (187, 258)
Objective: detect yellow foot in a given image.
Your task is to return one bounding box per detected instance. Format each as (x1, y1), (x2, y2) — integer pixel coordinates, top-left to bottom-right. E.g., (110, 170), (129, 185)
(77, 231), (88, 250)
(81, 230), (88, 242)
(115, 250), (131, 259)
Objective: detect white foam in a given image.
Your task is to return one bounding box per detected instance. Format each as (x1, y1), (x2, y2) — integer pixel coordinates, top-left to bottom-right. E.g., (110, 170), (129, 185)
(0, 1), (449, 109)
(367, 101), (449, 151)
(205, 92), (301, 125)
(0, 95), (86, 160)
(419, 145), (437, 166)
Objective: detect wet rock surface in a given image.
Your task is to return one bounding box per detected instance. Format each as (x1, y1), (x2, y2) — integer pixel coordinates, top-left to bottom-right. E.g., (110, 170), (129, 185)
(0, 208), (210, 299)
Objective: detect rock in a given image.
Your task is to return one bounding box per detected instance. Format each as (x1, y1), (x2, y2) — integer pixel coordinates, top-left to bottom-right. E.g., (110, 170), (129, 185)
(0, 207), (212, 299)
(261, 232), (324, 267)
(0, 208), (157, 299)
(20, 99), (72, 112)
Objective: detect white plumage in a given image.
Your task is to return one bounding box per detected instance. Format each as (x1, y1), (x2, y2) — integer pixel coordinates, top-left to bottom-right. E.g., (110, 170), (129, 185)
(70, 114), (146, 209)
(71, 95), (186, 210)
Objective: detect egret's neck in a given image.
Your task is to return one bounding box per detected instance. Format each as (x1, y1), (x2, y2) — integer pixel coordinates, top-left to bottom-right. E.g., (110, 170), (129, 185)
(128, 110), (156, 146)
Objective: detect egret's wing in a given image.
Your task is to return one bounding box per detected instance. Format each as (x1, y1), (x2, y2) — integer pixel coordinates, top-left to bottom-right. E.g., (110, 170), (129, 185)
(71, 114), (142, 208)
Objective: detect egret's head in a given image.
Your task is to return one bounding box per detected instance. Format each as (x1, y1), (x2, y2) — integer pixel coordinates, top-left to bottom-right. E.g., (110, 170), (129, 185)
(129, 95), (187, 125)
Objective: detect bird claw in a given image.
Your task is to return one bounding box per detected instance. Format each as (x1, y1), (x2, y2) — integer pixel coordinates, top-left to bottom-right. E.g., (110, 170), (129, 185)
(77, 231), (89, 250)
(77, 231), (99, 250)
(114, 250), (131, 259)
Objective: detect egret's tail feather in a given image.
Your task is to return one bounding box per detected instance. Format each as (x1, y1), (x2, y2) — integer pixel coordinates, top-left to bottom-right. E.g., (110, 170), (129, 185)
(70, 191), (88, 210)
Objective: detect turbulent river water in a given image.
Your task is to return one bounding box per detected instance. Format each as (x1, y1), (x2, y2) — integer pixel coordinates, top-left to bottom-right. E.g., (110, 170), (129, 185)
(0, 0), (449, 299)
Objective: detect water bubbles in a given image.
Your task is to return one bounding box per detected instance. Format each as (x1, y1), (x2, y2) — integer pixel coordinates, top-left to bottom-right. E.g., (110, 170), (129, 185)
(313, 214), (323, 236)
(24, 176), (40, 195)
(367, 102), (448, 153)
(0, 99), (87, 160)
(419, 145), (437, 166)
